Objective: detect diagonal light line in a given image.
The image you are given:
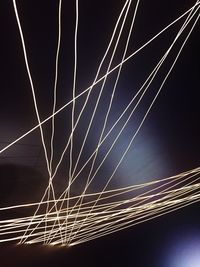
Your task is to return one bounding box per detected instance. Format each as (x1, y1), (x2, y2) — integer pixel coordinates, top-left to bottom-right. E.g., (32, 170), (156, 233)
(67, 0), (140, 243)
(71, 9), (200, 242)
(54, 45), (172, 212)
(0, 175), (199, 244)
(51, 0), (132, 182)
(70, 195), (200, 246)
(1, 170), (198, 236)
(1, 2), (197, 157)
(50, 165), (200, 243)
(1, 167), (199, 212)
(69, 182), (200, 245)
(68, 170), (200, 243)
(28, 183), (200, 246)
(12, 0), (62, 244)
(1, 2), (199, 246)
(71, 172), (200, 242)
(70, 0), (133, 179)
(47, 0), (133, 241)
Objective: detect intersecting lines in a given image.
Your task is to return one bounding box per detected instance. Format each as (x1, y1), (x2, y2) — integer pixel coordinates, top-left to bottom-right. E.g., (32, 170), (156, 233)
(0, 0), (199, 248)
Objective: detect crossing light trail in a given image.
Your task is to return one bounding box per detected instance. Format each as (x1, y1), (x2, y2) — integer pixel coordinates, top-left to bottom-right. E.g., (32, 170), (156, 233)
(0, 0), (199, 247)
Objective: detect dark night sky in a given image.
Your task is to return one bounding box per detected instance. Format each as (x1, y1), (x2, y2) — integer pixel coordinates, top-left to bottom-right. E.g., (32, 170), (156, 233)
(0, 0), (200, 266)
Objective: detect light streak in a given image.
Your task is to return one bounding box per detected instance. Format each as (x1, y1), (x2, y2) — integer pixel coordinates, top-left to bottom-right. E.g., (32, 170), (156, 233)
(65, 0), (79, 244)
(69, 7), (200, 241)
(0, 1), (199, 247)
(0, 2), (198, 156)
(46, 0), (63, 245)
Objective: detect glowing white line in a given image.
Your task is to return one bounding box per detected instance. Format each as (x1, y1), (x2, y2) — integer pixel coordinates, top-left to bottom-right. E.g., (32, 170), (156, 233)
(45, 0), (63, 245)
(64, 0), (79, 243)
(71, 9), (200, 240)
(0, 2), (198, 156)
(12, 0), (50, 174)
(67, 0), (140, 243)
(0, 1), (199, 247)
(46, 0), (133, 241)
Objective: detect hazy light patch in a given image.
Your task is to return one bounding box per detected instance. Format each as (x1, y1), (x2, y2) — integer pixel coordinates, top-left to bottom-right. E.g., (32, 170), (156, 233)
(165, 233), (200, 267)
(115, 129), (172, 187)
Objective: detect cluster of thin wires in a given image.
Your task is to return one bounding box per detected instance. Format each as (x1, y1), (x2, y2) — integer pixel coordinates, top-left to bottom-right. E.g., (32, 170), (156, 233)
(0, 167), (200, 246)
(0, 0), (199, 247)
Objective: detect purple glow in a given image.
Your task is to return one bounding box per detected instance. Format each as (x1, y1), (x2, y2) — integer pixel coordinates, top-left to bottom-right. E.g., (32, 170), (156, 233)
(165, 233), (200, 267)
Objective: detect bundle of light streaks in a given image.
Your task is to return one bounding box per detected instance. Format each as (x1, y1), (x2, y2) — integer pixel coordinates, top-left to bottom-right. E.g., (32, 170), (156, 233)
(0, 0), (199, 247)
(0, 167), (200, 246)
